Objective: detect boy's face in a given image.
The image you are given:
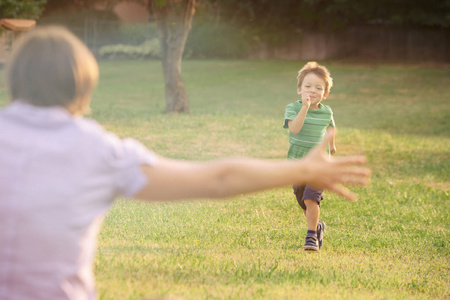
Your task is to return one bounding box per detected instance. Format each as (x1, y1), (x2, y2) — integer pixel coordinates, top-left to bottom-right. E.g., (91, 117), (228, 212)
(297, 73), (328, 107)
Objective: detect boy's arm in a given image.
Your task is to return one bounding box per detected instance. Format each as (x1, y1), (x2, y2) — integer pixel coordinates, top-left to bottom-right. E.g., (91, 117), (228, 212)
(329, 128), (336, 155)
(288, 94), (310, 135)
(329, 112), (336, 155)
(134, 129), (370, 202)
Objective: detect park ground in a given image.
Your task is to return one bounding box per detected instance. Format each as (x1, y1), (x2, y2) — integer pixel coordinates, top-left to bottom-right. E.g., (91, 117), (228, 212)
(0, 59), (448, 299)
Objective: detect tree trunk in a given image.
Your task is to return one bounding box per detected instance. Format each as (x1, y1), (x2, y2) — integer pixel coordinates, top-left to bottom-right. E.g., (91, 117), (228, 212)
(150, 0), (196, 114)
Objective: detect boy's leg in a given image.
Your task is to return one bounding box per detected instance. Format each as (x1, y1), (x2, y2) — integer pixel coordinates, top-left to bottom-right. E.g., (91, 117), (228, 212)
(293, 185), (324, 251)
(304, 199), (320, 231)
(317, 220), (326, 249)
(302, 186), (324, 251)
(303, 199), (320, 251)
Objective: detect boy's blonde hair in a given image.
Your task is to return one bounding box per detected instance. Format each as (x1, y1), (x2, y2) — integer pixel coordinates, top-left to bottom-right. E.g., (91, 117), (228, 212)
(6, 26), (99, 115)
(297, 61), (333, 95)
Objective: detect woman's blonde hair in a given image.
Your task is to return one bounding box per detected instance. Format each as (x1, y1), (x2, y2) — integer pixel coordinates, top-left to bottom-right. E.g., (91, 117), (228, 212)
(297, 61), (333, 95)
(6, 26), (99, 115)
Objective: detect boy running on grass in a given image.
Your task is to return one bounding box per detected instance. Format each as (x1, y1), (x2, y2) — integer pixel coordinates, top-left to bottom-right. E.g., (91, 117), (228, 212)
(284, 61), (336, 251)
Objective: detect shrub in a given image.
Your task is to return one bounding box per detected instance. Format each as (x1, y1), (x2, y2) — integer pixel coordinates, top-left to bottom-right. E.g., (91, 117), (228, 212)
(99, 38), (161, 60)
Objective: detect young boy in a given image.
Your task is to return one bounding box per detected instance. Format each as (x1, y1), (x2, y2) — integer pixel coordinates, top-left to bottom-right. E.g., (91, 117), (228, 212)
(0, 27), (369, 299)
(283, 61), (336, 251)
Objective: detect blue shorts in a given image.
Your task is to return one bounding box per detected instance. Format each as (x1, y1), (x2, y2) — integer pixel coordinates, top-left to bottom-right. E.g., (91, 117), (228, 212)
(293, 185), (323, 211)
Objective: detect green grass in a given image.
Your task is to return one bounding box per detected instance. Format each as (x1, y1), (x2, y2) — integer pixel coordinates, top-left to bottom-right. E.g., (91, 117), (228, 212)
(0, 60), (449, 299)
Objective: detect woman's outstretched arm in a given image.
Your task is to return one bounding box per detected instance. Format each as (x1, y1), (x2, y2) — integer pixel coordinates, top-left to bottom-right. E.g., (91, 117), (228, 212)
(134, 129), (370, 202)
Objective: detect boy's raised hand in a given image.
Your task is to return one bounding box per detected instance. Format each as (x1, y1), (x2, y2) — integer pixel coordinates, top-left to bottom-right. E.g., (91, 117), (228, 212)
(302, 92), (311, 108)
(302, 128), (370, 201)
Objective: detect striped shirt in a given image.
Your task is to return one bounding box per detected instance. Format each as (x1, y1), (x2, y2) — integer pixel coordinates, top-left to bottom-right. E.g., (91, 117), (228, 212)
(283, 101), (335, 160)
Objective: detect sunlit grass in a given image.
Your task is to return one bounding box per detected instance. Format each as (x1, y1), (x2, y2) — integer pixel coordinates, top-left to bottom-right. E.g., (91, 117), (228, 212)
(0, 59), (448, 299)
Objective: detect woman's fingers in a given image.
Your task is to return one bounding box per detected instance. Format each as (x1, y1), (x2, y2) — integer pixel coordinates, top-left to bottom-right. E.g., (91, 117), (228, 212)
(329, 174), (369, 187)
(334, 155), (368, 166)
(332, 157), (371, 184)
(340, 167), (371, 181)
(326, 184), (358, 202)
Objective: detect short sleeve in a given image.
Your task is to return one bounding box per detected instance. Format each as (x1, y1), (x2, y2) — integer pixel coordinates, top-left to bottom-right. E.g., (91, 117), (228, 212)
(283, 102), (300, 129)
(329, 110), (335, 128)
(100, 133), (157, 198)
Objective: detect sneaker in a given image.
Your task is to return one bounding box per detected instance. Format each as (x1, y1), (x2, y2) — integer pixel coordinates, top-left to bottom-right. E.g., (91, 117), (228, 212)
(317, 221), (326, 249)
(304, 233), (319, 251)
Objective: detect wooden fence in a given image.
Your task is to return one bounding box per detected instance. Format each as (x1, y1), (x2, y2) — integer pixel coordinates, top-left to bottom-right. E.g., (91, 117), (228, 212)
(250, 26), (450, 62)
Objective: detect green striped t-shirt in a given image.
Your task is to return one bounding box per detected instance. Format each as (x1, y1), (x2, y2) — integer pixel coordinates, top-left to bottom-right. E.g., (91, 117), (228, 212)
(283, 101), (335, 160)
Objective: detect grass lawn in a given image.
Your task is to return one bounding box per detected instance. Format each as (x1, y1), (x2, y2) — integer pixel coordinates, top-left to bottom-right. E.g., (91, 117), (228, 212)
(0, 59), (448, 299)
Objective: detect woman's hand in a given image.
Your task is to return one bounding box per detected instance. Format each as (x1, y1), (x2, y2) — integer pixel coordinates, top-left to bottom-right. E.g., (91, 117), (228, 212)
(302, 128), (370, 201)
